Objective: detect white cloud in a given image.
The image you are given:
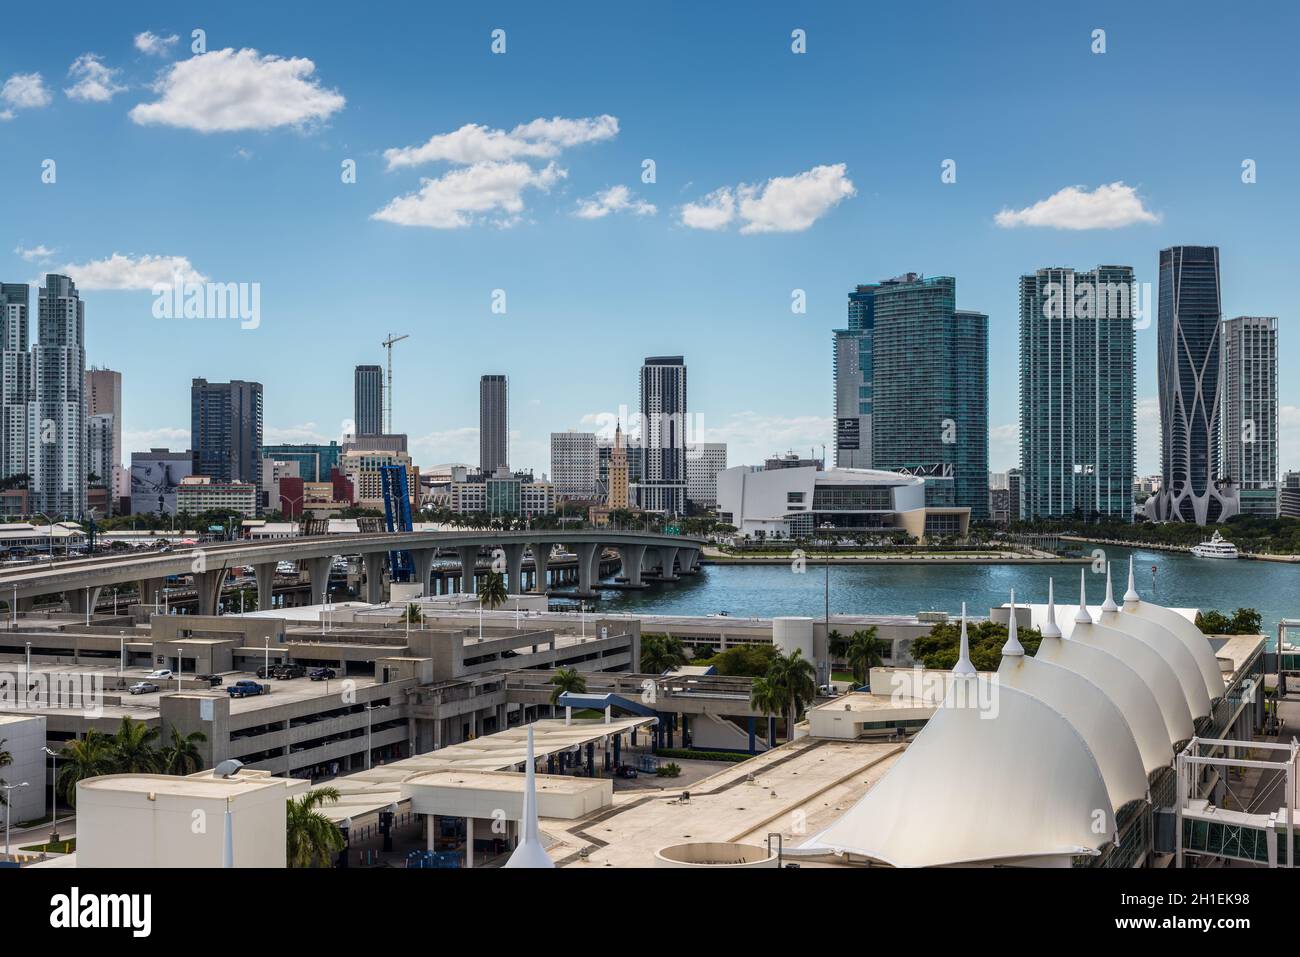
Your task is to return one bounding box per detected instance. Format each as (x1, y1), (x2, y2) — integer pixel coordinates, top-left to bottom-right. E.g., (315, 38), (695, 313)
(134, 31), (180, 57)
(1, 72), (53, 111)
(1280, 405), (1300, 474)
(698, 411), (832, 468)
(989, 422), (1020, 473)
(372, 160), (565, 229)
(679, 187), (736, 230)
(680, 164), (855, 234)
(57, 253), (207, 290)
(994, 182), (1160, 230)
(410, 427), (479, 466)
(123, 426), (189, 452)
(14, 244), (54, 262)
(574, 185), (656, 219)
(383, 115), (618, 170)
(65, 54), (126, 103)
(265, 422), (340, 445)
(129, 48), (345, 132)
(735, 163), (856, 234)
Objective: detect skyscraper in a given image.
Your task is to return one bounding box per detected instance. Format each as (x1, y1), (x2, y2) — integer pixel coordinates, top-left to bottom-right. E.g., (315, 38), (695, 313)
(686, 442), (727, 510)
(550, 430), (597, 498)
(479, 374), (508, 473)
(869, 275), (988, 520)
(1222, 315), (1278, 517)
(0, 282), (31, 482)
(638, 355), (688, 515)
(28, 275), (87, 516)
(1146, 246), (1239, 524)
(833, 285), (877, 468)
(191, 378), (264, 485)
(607, 424), (630, 510)
(1019, 266), (1136, 521)
(354, 364), (383, 437)
(86, 367), (124, 499)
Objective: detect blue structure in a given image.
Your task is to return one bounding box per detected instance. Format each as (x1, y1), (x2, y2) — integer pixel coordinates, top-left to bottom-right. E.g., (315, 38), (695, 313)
(380, 464), (413, 582)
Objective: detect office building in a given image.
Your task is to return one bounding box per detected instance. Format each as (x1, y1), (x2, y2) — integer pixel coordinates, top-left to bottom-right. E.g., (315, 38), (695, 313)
(130, 448), (194, 515)
(1280, 471), (1300, 519)
(637, 356), (688, 515)
(175, 476), (258, 517)
(1019, 266), (1136, 521)
(191, 378), (264, 486)
(833, 284), (877, 468)
(343, 447), (415, 510)
(480, 374), (509, 473)
(1146, 246), (1239, 524)
(86, 367), (125, 498)
(0, 282), (31, 482)
(1222, 316), (1279, 517)
(354, 364), (384, 437)
(28, 275), (87, 516)
(260, 441), (344, 484)
(87, 412), (115, 513)
(550, 430), (598, 498)
(452, 469), (555, 519)
(1007, 467), (1023, 523)
(868, 275), (988, 520)
(686, 442), (727, 510)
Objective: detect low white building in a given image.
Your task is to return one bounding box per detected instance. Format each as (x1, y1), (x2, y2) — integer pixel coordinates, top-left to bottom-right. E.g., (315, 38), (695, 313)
(176, 477), (258, 517)
(686, 442), (727, 510)
(716, 465), (969, 540)
(0, 714), (47, 825)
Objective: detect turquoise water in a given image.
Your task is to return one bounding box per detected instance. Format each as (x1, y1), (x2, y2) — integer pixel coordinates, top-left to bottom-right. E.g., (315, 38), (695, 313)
(588, 546), (1300, 640)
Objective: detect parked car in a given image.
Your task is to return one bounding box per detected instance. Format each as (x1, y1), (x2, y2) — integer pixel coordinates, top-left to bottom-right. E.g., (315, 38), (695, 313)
(614, 764), (638, 779)
(273, 664), (305, 680)
(196, 673), (223, 687)
(128, 681), (160, 695)
(255, 665), (278, 679)
(146, 669), (173, 680)
(227, 680), (269, 698)
(308, 667), (336, 681)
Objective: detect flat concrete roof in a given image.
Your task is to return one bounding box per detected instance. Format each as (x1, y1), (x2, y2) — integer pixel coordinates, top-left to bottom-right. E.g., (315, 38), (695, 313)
(80, 772), (297, 800)
(317, 716), (656, 822)
(405, 768), (602, 796)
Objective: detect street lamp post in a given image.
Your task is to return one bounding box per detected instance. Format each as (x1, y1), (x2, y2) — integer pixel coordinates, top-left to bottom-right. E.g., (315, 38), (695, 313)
(2, 782), (29, 856)
(820, 522), (834, 688)
(176, 645), (184, 692)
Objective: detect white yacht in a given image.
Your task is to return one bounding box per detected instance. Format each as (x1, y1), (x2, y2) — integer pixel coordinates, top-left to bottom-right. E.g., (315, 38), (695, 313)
(1191, 530), (1238, 559)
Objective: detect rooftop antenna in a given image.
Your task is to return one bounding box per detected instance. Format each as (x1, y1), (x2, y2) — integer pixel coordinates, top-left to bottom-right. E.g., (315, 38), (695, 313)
(953, 602), (976, 675)
(504, 724), (555, 869)
(381, 333), (410, 434)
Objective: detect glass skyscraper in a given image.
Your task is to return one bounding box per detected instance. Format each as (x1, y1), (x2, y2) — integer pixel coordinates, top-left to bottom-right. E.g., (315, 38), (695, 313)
(1019, 266), (1136, 521)
(354, 364), (383, 437)
(191, 378), (264, 486)
(868, 274), (988, 520)
(1146, 246), (1239, 524)
(833, 285), (876, 468)
(1221, 315), (1278, 517)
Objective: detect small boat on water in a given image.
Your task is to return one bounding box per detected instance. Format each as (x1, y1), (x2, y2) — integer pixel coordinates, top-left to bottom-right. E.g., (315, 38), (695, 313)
(1191, 530), (1239, 559)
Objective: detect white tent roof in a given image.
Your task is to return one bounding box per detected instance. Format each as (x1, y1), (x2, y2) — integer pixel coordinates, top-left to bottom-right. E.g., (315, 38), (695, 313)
(799, 677), (1113, 867)
(997, 655), (1149, 811)
(1103, 608), (1211, 718)
(1124, 604), (1226, 701)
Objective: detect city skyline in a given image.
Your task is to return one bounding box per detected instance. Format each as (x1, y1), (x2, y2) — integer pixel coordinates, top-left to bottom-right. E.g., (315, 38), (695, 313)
(1, 3), (1296, 478)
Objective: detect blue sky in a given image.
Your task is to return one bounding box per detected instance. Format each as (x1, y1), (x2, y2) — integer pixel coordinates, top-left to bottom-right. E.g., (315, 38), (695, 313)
(2, 0), (1297, 476)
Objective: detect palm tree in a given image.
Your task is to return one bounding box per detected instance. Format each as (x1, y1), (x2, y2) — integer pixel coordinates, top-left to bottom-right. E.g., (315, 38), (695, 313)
(845, 627), (884, 688)
(640, 633), (687, 674)
(549, 666), (587, 706)
(477, 570), (508, 611)
(286, 787), (346, 868)
(764, 649), (817, 743)
(0, 738), (11, 806)
(57, 730), (117, 806)
(160, 725), (208, 775)
(748, 675), (782, 746)
(400, 602), (422, 623)
(110, 716), (162, 773)
(828, 629), (848, 662)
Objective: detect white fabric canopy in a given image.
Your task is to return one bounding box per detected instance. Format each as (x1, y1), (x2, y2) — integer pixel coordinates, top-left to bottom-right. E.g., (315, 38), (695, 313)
(1102, 608), (1212, 718)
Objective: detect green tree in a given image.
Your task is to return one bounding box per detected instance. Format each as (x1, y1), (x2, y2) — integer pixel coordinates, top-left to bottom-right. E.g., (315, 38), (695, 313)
(640, 633), (687, 674)
(828, 629), (848, 661)
(286, 787), (346, 868)
(110, 716), (162, 773)
(764, 648), (817, 743)
(910, 618), (1043, 671)
(400, 602), (422, 623)
(748, 675), (782, 730)
(845, 627), (884, 687)
(160, 725), (208, 775)
(477, 570), (508, 611)
(549, 666), (587, 706)
(57, 730), (117, 806)
(694, 643), (778, 678)
(1195, 607), (1263, 636)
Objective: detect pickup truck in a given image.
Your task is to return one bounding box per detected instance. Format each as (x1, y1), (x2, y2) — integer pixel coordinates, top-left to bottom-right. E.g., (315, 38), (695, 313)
(227, 680), (269, 698)
(273, 664), (305, 680)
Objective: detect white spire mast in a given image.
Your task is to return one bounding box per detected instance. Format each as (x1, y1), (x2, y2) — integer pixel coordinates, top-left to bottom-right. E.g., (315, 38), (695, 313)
(1123, 555), (1141, 605)
(1002, 589), (1025, 657)
(1074, 568), (1093, 625)
(953, 602), (976, 675)
(503, 724), (555, 869)
(1041, 578), (1061, 639)
(1100, 562), (1119, 614)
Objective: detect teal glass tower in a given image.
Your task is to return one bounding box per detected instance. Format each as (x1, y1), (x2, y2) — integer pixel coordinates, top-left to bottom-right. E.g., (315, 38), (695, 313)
(869, 274), (988, 520)
(1019, 266), (1136, 521)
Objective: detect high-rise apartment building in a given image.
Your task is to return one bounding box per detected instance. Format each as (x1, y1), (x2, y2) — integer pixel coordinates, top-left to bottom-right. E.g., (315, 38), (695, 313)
(28, 275), (87, 516)
(1221, 316), (1279, 517)
(637, 356), (688, 515)
(833, 285), (877, 468)
(86, 367), (125, 499)
(0, 282), (31, 482)
(868, 275), (988, 520)
(1019, 266), (1136, 521)
(354, 364), (383, 437)
(479, 374), (508, 473)
(191, 378), (264, 486)
(1146, 246), (1239, 524)
(550, 430), (598, 498)
(686, 442), (727, 510)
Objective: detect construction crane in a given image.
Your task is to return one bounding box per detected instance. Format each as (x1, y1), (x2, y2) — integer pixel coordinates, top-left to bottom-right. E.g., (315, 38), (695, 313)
(381, 333), (410, 434)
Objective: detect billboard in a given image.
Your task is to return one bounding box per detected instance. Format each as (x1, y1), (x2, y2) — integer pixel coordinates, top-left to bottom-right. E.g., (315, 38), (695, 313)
(130, 452), (193, 516)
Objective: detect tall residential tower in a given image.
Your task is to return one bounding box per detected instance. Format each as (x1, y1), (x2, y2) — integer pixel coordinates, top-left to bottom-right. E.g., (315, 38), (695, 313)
(1222, 315), (1278, 517)
(191, 378), (264, 486)
(28, 275), (87, 516)
(479, 374), (508, 473)
(637, 355), (688, 515)
(354, 364), (383, 437)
